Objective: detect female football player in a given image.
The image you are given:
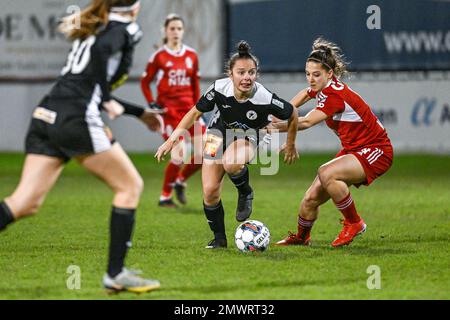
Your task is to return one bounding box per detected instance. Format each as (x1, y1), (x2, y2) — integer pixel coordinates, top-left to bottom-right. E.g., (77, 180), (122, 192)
(141, 14), (205, 208)
(156, 41), (299, 248)
(0, 0), (160, 293)
(273, 37), (394, 247)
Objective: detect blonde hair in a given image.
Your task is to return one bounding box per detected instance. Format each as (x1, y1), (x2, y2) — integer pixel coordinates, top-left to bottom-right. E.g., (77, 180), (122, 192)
(58, 0), (138, 41)
(307, 37), (349, 79)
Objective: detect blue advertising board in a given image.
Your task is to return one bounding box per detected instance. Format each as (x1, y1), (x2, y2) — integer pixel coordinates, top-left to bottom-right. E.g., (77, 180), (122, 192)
(228, 0), (450, 71)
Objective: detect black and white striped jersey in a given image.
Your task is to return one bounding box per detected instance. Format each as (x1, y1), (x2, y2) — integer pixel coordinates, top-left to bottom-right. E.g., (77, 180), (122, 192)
(47, 13), (142, 103)
(196, 78), (293, 131)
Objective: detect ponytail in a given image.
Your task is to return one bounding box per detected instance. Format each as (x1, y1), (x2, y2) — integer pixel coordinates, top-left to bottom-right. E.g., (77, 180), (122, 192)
(59, 0), (139, 41)
(307, 37), (349, 79)
(58, 0), (109, 41)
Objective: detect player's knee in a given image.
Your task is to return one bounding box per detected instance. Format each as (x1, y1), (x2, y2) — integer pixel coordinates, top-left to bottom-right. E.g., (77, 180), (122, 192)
(170, 153), (184, 165)
(223, 163), (242, 175)
(170, 144), (185, 164)
(317, 165), (334, 187)
(203, 185), (221, 204)
(117, 174), (143, 202)
(130, 174), (144, 198)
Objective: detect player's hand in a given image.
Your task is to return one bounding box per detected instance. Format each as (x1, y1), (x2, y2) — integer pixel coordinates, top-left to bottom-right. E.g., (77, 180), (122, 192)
(155, 139), (177, 162)
(263, 123), (275, 134)
(148, 102), (166, 114)
(140, 110), (163, 132)
(103, 100), (124, 120)
(280, 143), (299, 164)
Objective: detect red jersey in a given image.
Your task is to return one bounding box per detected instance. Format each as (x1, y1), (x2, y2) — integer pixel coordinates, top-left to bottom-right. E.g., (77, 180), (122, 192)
(308, 77), (391, 151)
(141, 44), (200, 112)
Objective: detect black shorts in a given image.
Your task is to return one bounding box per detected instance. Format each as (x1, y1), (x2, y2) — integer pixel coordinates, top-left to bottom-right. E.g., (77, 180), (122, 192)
(203, 116), (265, 161)
(25, 95), (113, 162)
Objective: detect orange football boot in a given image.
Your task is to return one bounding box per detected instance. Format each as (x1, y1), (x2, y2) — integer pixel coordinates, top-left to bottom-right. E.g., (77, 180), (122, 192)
(275, 231), (311, 246)
(331, 219), (366, 247)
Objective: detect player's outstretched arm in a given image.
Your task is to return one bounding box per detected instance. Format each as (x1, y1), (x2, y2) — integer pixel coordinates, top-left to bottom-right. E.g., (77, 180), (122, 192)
(291, 88), (312, 108)
(111, 96), (163, 132)
(269, 109), (328, 132)
(155, 106), (203, 162)
(102, 100), (125, 120)
(283, 108), (299, 164)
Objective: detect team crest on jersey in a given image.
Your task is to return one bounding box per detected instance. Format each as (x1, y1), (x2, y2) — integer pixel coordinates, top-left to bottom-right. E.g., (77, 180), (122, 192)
(206, 91), (215, 101)
(185, 57), (193, 69)
(246, 110), (258, 120)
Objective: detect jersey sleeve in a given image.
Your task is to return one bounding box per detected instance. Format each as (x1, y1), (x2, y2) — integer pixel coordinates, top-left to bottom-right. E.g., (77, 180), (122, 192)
(91, 26), (129, 102)
(140, 53), (159, 103)
(307, 88), (318, 98)
(195, 82), (216, 113)
(109, 23), (143, 91)
(191, 53), (201, 104)
(268, 93), (294, 121)
(315, 91), (345, 117)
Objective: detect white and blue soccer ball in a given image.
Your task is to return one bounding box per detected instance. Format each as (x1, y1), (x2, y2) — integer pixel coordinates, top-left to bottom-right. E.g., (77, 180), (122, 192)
(234, 220), (270, 252)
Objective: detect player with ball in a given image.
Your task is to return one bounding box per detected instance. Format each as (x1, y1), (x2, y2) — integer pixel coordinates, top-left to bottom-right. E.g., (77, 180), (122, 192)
(156, 41), (298, 249)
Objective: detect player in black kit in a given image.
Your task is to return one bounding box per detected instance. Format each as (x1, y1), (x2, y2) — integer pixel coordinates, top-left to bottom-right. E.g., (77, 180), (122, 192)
(156, 41), (299, 248)
(0, 0), (160, 293)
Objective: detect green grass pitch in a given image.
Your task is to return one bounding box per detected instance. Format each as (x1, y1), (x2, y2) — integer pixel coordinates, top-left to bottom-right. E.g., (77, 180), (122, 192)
(0, 153), (449, 299)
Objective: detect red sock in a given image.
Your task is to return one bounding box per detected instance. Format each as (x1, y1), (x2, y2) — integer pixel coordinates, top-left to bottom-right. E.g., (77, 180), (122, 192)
(161, 161), (182, 197)
(297, 216), (315, 240)
(334, 193), (361, 223)
(178, 156), (202, 182)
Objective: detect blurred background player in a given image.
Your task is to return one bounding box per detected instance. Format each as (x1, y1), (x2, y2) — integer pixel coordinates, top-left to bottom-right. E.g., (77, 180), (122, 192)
(0, 0), (160, 293)
(141, 13), (205, 208)
(156, 41), (299, 249)
(273, 37), (394, 247)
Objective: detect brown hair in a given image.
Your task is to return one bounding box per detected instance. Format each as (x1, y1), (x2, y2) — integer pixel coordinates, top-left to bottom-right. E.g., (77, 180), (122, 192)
(59, 0), (138, 41)
(226, 40), (259, 74)
(307, 37), (349, 79)
(162, 13), (184, 45)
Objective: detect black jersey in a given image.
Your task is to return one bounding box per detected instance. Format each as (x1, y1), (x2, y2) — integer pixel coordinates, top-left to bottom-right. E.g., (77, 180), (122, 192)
(48, 13), (142, 103)
(25, 14), (142, 160)
(196, 78), (293, 131)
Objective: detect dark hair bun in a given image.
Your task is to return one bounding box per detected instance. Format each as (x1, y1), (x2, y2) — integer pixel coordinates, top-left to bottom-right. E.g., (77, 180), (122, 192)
(237, 40), (251, 56)
(313, 44), (332, 56)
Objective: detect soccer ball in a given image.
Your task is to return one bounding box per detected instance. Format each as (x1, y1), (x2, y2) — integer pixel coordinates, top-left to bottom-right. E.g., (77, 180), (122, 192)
(234, 220), (270, 252)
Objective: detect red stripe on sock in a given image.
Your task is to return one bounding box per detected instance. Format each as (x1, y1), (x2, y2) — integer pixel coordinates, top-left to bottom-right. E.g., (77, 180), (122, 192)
(334, 193), (361, 223)
(297, 216), (315, 240)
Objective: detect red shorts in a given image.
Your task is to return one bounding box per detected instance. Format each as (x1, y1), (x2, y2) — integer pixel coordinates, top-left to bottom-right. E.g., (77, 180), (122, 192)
(158, 97), (206, 140)
(161, 112), (206, 141)
(335, 144), (393, 187)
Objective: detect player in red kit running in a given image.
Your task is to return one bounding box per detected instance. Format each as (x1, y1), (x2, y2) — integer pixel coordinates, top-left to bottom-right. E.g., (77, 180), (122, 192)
(272, 37), (393, 247)
(141, 14), (205, 208)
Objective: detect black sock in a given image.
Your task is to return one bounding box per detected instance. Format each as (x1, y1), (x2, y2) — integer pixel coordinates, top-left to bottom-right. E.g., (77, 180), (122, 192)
(0, 201), (14, 231)
(228, 165), (252, 195)
(107, 207), (136, 278)
(203, 201), (226, 240)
